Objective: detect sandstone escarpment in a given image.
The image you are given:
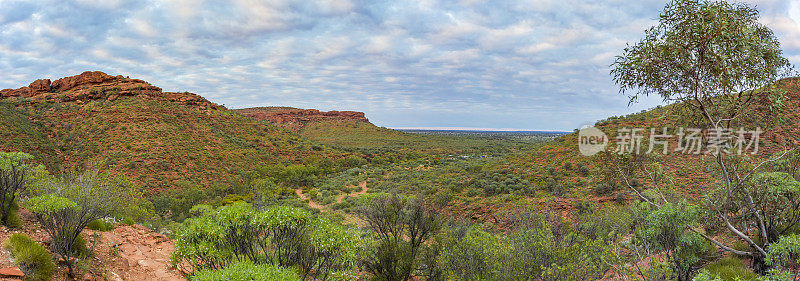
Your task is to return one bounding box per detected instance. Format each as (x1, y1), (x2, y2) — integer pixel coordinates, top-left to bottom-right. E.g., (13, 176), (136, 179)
(237, 107), (369, 130)
(0, 71), (224, 110)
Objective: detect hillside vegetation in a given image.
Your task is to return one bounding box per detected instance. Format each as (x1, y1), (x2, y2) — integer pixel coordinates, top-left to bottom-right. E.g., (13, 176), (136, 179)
(238, 107), (541, 155)
(0, 72), (344, 192)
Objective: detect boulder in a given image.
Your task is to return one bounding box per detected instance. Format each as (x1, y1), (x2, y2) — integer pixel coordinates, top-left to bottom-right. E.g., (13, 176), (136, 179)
(0, 267), (24, 277)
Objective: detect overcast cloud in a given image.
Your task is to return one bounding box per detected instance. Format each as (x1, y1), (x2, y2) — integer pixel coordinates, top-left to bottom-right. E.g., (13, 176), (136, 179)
(1, 0), (799, 130)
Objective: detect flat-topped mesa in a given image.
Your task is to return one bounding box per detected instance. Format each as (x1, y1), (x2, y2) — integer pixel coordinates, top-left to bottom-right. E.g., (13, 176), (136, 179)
(0, 71), (224, 110)
(237, 107), (369, 127)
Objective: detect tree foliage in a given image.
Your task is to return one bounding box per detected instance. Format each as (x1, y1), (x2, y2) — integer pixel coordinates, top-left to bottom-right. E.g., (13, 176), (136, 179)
(611, 0), (791, 124)
(610, 0), (797, 276)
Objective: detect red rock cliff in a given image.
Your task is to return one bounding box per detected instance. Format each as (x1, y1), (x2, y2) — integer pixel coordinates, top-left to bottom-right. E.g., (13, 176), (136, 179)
(237, 107), (369, 129)
(0, 71), (224, 110)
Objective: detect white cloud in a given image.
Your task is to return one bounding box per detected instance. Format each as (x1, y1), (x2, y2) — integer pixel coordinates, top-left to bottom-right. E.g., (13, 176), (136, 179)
(519, 42), (555, 54)
(0, 0), (798, 130)
(363, 35), (393, 54)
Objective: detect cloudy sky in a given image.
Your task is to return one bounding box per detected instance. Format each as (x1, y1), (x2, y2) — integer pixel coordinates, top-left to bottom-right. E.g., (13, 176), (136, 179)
(1, 0), (799, 130)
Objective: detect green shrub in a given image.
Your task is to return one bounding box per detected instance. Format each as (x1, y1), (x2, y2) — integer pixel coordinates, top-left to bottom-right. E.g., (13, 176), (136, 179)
(23, 171), (130, 278)
(3, 198), (22, 228)
(576, 163), (590, 176)
(3, 233), (55, 281)
(72, 235), (90, 257)
(766, 234), (800, 267)
(438, 224), (504, 280)
(358, 194), (438, 281)
(87, 218), (114, 231)
(0, 152), (31, 227)
(188, 204), (213, 218)
(172, 202), (362, 279)
(593, 181), (618, 195)
(694, 257), (756, 281)
(634, 202), (706, 280)
(501, 214), (613, 280)
(192, 261), (301, 281)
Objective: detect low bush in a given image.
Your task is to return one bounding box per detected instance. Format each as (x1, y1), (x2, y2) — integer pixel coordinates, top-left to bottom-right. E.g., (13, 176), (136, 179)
(87, 218), (114, 231)
(0, 152), (31, 227)
(188, 204), (213, 218)
(172, 202), (363, 280)
(72, 234), (90, 257)
(575, 163), (590, 176)
(593, 181), (618, 195)
(3, 233), (55, 281)
(192, 261), (301, 281)
(358, 194), (438, 281)
(693, 256), (756, 281)
(633, 202), (709, 280)
(437, 224), (504, 280)
(2, 197), (22, 228)
(502, 214), (613, 280)
(121, 217), (136, 225)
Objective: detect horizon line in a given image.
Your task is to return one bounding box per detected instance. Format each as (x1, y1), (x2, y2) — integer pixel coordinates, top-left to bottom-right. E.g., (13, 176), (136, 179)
(391, 126), (572, 132)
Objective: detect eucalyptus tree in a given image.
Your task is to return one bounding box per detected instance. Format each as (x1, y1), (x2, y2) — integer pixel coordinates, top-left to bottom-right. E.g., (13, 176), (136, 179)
(610, 0), (795, 275)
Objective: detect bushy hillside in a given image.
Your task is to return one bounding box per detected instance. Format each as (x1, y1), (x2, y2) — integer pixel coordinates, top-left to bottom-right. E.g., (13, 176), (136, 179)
(0, 72), (340, 192)
(506, 78), (800, 199)
(238, 107), (540, 155)
(0, 101), (59, 168)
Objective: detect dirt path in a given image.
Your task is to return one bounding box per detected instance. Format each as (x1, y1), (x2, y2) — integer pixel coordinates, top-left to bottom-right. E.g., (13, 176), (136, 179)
(296, 181), (368, 226)
(295, 189), (326, 210)
(335, 181), (368, 204)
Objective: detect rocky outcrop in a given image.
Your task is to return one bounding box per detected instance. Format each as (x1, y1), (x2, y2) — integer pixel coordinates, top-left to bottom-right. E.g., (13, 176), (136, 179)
(237, 107), (369, 129)
(264, 109), (368, 123)
(51, 71), (118, 92)
(0, 71), (224, 110)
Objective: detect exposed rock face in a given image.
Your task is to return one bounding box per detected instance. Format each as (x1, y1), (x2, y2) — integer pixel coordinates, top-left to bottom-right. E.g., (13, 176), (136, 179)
(28, 79), (52, 94)
(51, 71), (118, 91)
(265, 109), (368, 123)
(237, 107), (369, 129)
(0, 71), (224, 110)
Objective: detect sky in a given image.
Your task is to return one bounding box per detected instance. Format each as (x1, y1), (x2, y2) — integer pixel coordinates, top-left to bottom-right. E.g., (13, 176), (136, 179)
(1, 0), (799, 131)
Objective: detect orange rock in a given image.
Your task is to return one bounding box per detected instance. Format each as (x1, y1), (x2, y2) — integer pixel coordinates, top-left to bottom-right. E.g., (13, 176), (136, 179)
(28, 79), (51, 94)
(237, 107), (369, 129)
(50, 71), (117, 91)
(0, 266), (24, 277)
(0, 71), (225, 111)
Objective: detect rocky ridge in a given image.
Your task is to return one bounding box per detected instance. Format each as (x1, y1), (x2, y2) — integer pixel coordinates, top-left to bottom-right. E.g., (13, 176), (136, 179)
(236, 107), (369, 130)
(0, 71), (223, 110)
